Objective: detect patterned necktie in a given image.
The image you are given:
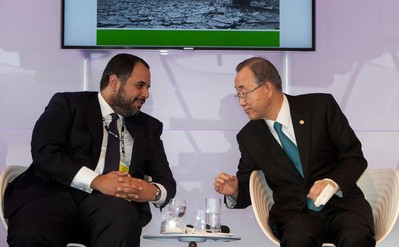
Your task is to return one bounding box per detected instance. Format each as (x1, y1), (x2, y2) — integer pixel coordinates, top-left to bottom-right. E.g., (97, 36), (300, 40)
(273, 121), (323, 211)
(104, 113), (120, 173)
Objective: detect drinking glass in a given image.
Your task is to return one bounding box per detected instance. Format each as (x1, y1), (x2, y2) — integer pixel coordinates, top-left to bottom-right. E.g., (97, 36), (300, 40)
(167, 198), (186, 232)
(169, 198), (186, 218)
(205, 197), (221, 233)
(195, 209), (206, 232)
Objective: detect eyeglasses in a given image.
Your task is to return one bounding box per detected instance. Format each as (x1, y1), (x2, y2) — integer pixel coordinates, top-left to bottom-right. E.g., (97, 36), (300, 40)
(234, 83), (266, 100)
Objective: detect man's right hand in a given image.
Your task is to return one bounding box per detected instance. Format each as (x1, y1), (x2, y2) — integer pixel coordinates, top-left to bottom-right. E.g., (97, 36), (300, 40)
(214, 172), (239, 200)
(90, 171), (129, 196)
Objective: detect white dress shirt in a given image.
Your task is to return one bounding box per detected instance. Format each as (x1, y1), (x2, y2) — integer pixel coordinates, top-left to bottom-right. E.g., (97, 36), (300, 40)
(70, 93), (166, 205)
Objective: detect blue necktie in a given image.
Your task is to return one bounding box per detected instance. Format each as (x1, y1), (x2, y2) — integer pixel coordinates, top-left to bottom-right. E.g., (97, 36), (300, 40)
(104, 113), (120, 173)
(273, 121), (323, 211)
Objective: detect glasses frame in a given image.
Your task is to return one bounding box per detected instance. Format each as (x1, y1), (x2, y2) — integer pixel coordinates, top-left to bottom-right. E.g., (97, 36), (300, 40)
(234, 83), (266, 100)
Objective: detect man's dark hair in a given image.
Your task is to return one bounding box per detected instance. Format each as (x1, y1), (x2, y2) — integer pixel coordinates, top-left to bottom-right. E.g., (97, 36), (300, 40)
(236, 57), (282, 91)
(100, 53), (150, 90)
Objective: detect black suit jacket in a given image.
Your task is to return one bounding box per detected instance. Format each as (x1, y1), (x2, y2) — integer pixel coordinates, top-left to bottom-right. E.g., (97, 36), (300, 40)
(5, 92), (176, 227)
(233, 93), (373, 227)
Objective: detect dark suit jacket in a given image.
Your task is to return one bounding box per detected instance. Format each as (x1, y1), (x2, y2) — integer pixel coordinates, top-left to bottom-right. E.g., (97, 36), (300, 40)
(232, 93), (373, 227)
(5, 92), (176, 227)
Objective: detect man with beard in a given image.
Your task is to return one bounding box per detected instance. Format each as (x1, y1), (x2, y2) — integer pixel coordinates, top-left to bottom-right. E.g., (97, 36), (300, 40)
(4, 53), (176, 247)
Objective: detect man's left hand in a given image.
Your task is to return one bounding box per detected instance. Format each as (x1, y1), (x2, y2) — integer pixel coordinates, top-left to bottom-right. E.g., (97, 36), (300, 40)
(115, 174), (157, 202)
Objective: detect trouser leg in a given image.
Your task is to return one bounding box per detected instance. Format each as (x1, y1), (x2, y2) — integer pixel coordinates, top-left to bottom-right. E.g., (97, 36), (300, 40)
(7, 191), (78, 247)
(76, 191), (142, 247)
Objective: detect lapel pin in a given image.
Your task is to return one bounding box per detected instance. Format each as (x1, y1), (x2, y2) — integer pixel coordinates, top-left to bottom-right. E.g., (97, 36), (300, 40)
(299, 120), (305, 125)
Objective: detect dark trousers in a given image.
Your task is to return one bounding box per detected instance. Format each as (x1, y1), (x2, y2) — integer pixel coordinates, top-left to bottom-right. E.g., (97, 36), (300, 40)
(271, 205), (376, 247)
(7, 189), (142, 247)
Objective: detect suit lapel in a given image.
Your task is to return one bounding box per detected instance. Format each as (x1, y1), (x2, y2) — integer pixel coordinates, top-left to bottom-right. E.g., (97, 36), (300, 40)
(287, 95), (311, 181)
(255, 120), (302, 179)
(85, 95), (103, 168)
(124, 115), (144, 175)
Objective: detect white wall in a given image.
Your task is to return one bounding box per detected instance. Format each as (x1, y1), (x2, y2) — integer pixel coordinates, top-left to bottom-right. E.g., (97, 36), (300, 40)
(1, 0), (398, 246)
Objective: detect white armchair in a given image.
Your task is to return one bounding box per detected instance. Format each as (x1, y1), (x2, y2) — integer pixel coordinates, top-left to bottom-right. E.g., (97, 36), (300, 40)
(249, 169), (399, 246)
(0, 165), (86, 247)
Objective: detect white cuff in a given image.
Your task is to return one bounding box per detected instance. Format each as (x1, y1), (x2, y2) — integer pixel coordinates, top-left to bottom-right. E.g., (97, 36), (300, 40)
(150, 182), (167, 207)
(70, 166), (99, 193)
(226, 195), (237, 208)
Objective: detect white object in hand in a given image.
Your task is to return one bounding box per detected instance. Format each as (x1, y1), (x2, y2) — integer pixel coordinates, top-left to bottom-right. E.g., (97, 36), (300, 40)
(314, 183), (338, 207)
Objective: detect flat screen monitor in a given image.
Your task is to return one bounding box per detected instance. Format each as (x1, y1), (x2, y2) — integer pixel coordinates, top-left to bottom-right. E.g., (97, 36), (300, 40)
(62, 0), (315, 51)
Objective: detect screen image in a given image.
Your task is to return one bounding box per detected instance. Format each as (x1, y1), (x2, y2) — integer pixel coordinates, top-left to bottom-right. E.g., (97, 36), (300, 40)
(62, 0), (315, 51)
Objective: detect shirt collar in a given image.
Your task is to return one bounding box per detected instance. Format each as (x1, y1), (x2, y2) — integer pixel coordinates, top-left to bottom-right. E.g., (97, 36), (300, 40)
(265, 94), (292, 129)
(98, 92), (116, 118)
(276, 94), (291, 127)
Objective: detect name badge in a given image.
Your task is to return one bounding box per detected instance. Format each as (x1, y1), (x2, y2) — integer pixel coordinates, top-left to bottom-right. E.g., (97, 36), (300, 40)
(119, 160), (130, 172)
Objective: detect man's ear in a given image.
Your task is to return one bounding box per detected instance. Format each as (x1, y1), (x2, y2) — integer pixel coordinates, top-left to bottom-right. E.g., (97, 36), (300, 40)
(264, 81), (273, 95)
(108, 74), (120, 91)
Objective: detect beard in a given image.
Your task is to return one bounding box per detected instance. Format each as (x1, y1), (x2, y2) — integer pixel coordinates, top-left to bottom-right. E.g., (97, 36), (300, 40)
(110, 86), (144, 117)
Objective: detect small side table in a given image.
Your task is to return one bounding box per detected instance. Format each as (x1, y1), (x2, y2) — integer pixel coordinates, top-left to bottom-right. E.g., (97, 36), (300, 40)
(143, 233), (241, 246)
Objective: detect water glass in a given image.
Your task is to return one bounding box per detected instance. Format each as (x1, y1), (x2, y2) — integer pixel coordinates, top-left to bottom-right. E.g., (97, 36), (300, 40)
(205, 197), (221, 233)
(164, 198), (186, 233)
(169, 198), (186, 218)
(194, 209), (206, 232)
